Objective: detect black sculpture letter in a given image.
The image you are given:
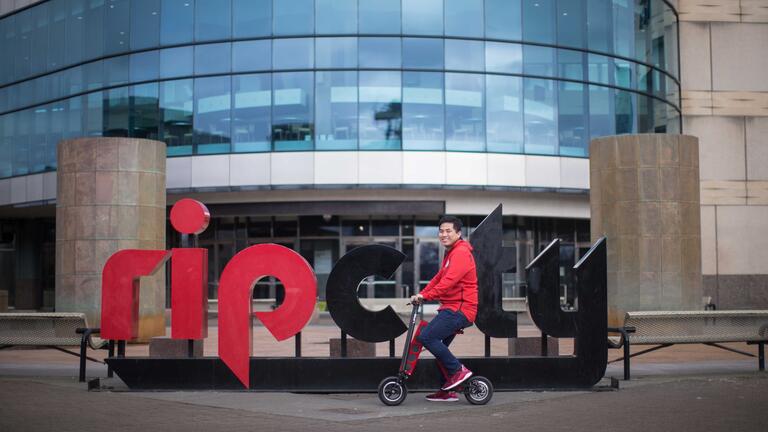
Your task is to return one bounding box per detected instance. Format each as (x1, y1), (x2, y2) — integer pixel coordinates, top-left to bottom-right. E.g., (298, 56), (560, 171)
(325, 245), (408, 342)
(471, 204), (518, 338)
(525, 238), (577, 337)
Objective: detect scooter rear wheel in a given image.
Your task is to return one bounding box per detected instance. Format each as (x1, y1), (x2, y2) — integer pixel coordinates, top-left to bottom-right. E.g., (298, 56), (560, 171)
(464, 376), (493, 405)
(378, 376), (408, 406)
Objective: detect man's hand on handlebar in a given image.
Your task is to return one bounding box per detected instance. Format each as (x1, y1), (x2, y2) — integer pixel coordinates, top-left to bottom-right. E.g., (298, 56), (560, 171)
(409, 294), (424, 305)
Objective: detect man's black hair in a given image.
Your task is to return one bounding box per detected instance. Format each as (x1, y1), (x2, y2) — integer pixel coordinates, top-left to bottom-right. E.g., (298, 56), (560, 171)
(438, 215), (463, 233)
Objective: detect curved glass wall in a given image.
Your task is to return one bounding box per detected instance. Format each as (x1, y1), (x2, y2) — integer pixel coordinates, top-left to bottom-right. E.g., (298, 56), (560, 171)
(0, 0), (680, 179)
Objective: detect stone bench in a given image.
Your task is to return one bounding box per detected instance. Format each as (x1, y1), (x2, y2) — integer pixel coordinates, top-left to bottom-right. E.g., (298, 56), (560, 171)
(0, 312), (109, 382)
(608, 310), (768, 380)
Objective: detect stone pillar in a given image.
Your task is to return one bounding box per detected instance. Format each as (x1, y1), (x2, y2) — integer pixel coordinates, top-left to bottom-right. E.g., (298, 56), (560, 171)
(56, 138), (166, 341)
(590, 134), (703, 327)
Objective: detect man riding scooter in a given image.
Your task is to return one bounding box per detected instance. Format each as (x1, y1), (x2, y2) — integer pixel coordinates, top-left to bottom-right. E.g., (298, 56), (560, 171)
(410, 216), (478, 402)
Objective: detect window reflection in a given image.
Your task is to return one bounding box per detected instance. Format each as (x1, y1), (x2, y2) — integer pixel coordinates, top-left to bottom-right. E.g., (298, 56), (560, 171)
(403, 71), (444, 150)
(359, 71), (401, 150)
(403, 38), (443, 70)
(130, 51), (159, 83)
(588, 54), (611, 85)
(359, 37), (401, 68)
(65, 0), (85, 66)
(588, 84), (613, 140)
(315, 71), (358, 150)
(29, 106), (47, 173)
(273, 38), (314, 70)
(84, 92), (102, 137)
(233, 0), (271, 38)
(316, 0), (357, 34)
(130, 0), (160, 50)
(274, 0), (313, 35)
(587, 0), (611, 53)
(403, 0), (443, 36)
(612, 0), (634, 58)
(160, 46), (193, 79)
(194, 76), (231, 154)
(614, 59), (633, 89)
(272, 71), (314, 151)
(523, 0), (555, 44)
(445, 0), (483, 38)
(316, 37), (358, 68)
(195, 0), (231, 41)
(524, 78), (556, 155)
(486, 42), (522, 74)
(83, 1), (104, 61)
(359, 0), (401, 34)
(446, 73), (484, 151)
(233, 40), (271, 72)
(486, 0), (521, 40)
(161, 0), (194, 45)
(445, 40), (484, 72)
(195, 43), (231, 75)
(130, 83), (160, 140)
(524, 45), (556, 77)
(557, 49), (584, 81)
(486, 75), (523, 153)
(233, 74), (271, 152)
(558, 81), (587, 157)
(160, 79), (194, 156)
(615, 90), (635, 134)
(557, 0), (585, 47)
(103, 87), (130, 137)
(13, 110), (30, 176)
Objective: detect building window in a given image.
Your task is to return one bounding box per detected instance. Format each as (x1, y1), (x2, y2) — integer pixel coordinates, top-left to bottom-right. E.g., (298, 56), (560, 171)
(232, 74), (271, 152)
(486, 75), (523, 153)
(403, 38), (443, 70)
(315, 0), (357, 34)
(359, 0), (401, 34)
(315, 71), (358, 150)
(272, 71), (314, 151)
(273, 0), (313, 36)
(402, 71), (444, 150)
(359, 71), (402, 150)
(445, 0), (484, 37)
(195, 0), (231, 41)
(403, 0), (443, 36)
(445, 73), (484, 151)
(193, 76), (231, 154)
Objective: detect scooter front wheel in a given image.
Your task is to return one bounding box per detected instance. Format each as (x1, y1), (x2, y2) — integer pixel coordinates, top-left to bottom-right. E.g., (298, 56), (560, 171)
(464, 376), (493, 405)
(378, 376), (408, 406)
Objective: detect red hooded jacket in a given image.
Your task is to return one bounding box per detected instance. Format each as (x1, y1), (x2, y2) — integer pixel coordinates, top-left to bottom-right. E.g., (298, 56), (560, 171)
(419, 239), (478, 323)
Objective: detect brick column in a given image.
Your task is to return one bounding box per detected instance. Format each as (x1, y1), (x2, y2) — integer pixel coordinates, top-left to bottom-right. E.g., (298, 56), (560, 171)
(590, 134), (703, 327)
(56, 138), (166, 341)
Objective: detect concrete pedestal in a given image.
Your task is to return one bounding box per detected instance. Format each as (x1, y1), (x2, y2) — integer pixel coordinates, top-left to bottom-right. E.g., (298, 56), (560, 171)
(55, 137), (167, 341)
(590, 134), (703, 327)
(508, 336), (559, 356)
(329, 338), (376, 357)
(149, 337), (204, 358)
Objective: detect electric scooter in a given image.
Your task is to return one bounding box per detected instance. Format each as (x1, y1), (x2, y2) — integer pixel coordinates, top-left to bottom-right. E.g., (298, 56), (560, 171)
(377, 303), (494, 406)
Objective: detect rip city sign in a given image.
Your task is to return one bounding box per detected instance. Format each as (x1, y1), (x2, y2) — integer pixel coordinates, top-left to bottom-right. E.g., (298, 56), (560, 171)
(102, 199), (609, 391)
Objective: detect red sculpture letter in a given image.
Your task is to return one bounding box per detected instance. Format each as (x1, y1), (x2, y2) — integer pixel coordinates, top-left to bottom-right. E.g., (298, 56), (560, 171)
(101, 250), (170, 340)
(169, 198), (210, 339)
(218, 244), (317, 388)
(171, 248), (209, 339)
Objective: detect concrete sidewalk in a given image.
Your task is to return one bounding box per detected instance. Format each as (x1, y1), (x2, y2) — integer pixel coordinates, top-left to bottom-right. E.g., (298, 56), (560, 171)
(1, 323), (766, 431)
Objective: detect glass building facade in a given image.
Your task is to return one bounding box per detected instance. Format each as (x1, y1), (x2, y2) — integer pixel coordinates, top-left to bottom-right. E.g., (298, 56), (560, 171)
(0, 0), (681, 178)
(0, 0), (681, 307)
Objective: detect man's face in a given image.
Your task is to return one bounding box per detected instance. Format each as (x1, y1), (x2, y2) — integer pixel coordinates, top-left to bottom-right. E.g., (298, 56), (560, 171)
(439, 222), (461, 248)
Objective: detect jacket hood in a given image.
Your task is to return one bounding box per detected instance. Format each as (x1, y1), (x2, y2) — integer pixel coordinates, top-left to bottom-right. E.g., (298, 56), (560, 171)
(451, 238), (473, 252)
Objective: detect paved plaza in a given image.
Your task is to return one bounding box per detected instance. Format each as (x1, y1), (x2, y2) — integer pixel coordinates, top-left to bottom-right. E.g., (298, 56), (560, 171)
(1, 322), (766, 431)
